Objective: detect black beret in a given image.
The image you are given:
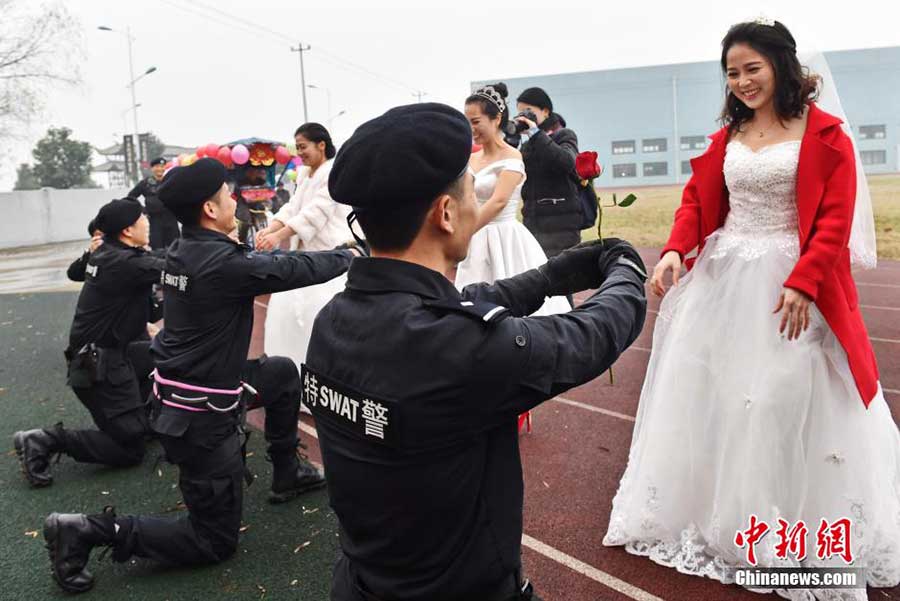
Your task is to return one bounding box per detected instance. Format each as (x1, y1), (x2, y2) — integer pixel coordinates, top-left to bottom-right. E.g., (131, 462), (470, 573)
(95, 199), (143, 235)
(517, 87), (553, 112)
(329, 103), (471, 211)
(150, 157), (167, 167)
(157, 158), (227, 222)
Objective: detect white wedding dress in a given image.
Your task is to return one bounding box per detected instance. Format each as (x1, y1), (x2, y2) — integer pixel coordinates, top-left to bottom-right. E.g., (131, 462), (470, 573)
(602, 140), (900, 599)
(455, 158), (570, 315)
(264, 160), (352, 374)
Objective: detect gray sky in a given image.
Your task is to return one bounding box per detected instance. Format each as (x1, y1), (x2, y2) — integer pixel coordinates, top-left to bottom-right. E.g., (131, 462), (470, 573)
(3, 0), (899, 190)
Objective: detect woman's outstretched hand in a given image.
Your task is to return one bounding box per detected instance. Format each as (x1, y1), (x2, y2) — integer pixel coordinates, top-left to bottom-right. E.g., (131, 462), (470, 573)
(650, 251), (682, 297)
(774, 287), (813, 341)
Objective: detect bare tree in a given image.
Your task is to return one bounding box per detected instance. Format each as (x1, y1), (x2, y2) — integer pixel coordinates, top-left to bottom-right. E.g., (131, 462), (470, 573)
(0, 1), (83, 145)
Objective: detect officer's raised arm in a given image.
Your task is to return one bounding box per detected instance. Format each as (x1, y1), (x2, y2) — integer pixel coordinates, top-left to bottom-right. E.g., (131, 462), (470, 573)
(224, 248), (353, 299)
(460, 238), (631, 317)
(156, 158), (352, 300)
(470, 242), (647, 421)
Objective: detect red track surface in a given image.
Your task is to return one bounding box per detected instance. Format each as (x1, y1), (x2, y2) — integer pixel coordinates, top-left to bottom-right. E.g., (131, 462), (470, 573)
(247, 249), (900, 601)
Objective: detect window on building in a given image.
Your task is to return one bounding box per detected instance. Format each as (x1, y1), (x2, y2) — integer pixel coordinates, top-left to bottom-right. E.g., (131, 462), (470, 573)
(642, 138), (668, 153)
(613, 163), (637, 178)
(680, 135), (708, 150)
(643, 162), (668, 177)
(681, 160), (693, 175)
(612, 140), (636, 155)
(859, 125), (886, 140)
(860, 150), (886, 165)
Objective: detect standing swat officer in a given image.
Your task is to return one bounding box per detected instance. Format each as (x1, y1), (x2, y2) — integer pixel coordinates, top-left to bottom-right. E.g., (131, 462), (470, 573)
(14, 200), (163, 487)
(304, 103), (648, 601)
(127, 157), (180, 250)
(41, 158), (356, 594)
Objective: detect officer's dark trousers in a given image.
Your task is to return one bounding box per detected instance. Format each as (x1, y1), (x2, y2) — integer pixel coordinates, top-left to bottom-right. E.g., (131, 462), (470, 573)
(64, 341), (153, 467)
(148, 210), (180, 250)
(113, 355), (301, 565)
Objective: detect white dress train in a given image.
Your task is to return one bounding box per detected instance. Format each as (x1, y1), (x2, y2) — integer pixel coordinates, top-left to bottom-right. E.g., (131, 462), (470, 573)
(455, 158), (570, 316)
(602, 140), (900, 600)
(264, 159), (352, 371)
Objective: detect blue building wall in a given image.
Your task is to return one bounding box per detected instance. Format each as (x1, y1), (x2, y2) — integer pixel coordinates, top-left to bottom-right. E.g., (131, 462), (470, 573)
(473, 46), (900, 188)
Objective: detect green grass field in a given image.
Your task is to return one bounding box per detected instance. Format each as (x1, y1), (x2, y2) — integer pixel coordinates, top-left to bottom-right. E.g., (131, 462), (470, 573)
(584, 174), (900, 260)
(0, 292), (339, 600)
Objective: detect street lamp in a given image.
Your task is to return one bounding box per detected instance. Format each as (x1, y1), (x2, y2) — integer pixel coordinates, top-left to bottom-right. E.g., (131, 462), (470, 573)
(328, 109), (347, 130)
(98, 25), (158, 183)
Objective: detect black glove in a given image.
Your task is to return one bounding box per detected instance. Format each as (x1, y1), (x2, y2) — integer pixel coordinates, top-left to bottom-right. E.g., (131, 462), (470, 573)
(538, 238), (624, 297)
(597, 240), (648, 282)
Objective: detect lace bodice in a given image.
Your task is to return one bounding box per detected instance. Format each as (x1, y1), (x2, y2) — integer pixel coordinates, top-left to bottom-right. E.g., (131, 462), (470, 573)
(723, 140), (800, 235)
(469, 158), (526, 224)
(712, 140), (801, 261)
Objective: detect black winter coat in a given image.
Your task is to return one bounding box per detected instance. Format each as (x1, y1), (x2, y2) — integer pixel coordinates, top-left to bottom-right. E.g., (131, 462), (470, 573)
(521, 122), (582, 258)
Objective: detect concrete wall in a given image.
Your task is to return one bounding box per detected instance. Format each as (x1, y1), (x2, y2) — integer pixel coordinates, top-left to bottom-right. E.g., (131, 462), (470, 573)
(0, 188), (129, 249)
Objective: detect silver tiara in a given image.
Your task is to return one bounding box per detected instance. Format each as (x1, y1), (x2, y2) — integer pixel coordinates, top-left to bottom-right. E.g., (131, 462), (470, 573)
(475, 86), (506, 113)
(754, 15), (775, 26)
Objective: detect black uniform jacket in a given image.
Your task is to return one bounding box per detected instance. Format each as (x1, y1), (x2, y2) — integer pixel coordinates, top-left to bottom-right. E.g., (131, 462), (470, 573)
(150, 225), (353, 389)
(304, 257), (647, 600)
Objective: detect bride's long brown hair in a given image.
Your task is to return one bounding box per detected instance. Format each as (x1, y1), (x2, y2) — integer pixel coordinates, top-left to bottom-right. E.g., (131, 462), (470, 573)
(719, 20), (820, 135)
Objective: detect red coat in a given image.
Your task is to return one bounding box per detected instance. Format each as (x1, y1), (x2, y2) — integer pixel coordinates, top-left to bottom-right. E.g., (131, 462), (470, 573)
(662, 103), (879, 407)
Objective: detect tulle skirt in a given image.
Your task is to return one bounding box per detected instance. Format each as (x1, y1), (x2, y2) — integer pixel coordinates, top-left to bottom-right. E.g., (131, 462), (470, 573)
(264, 275), (346, 373)
(455, 219), (570, 316)
(602, 227), (900, 600)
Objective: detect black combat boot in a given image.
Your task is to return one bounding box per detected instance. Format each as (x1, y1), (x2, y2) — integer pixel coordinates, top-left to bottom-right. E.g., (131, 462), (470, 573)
(13, 423), (65, 487)
(268, 448), (326, 504)
(43, 506), (117, 594)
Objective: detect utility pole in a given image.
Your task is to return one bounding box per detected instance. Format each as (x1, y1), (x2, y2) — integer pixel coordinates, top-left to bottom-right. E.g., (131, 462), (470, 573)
(291, 43), (311, 122)
(412, 90), (427, 103)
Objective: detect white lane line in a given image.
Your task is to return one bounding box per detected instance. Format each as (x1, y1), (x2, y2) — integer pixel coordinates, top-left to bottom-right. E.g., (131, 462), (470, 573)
(626, 345), (652, 353)
(857, 282), (900, 289)
(522, 534), (665, 601)
(861, 304), (900, 312)
(871, 337), (900, 345)
(552, 397), (635, 423)
(299, 421), (318, 439)
(296, 421), (323, 470)
(254, 300), (268, 309)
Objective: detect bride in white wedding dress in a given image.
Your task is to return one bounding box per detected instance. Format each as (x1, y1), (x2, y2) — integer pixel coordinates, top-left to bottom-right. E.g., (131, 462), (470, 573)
(602, 21), (900, 600)
(457, 83), (570, 316)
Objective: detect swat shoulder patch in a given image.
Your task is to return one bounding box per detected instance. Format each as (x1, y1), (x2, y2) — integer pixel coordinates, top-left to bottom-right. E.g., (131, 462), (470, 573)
(301, 364), (399, 446)
(421, 298), (510, 324)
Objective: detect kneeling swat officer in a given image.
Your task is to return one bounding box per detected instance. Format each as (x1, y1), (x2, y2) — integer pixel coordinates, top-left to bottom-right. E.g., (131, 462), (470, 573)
(41, 158), (357, 594)
(304, 103), (648, 601)
(14, 200), (163, 487)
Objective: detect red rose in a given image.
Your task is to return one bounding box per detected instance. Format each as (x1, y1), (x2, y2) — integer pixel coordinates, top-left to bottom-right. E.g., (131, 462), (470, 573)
(575, 151), (602, 180)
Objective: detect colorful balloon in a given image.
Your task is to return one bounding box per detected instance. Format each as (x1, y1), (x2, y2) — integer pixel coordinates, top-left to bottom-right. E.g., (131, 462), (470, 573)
(275, 145), (291, 165)
(204, 143), (219, 158)
(291, 156), (303, 167)
(286, 169), (298, 182)
(196, 146), (207, 158)
(231, 144), (250, 165)
(216, 146), (232, 165)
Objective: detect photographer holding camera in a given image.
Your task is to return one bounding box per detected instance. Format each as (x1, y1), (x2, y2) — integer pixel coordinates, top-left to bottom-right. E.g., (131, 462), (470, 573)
(511, 87), (582, 259)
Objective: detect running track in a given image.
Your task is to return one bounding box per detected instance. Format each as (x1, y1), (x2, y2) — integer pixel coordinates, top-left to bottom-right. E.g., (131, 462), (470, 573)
(248, 248), (900, 601)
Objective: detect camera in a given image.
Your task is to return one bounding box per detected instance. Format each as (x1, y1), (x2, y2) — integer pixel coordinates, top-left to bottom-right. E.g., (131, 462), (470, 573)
(503, 109), (538, 135)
